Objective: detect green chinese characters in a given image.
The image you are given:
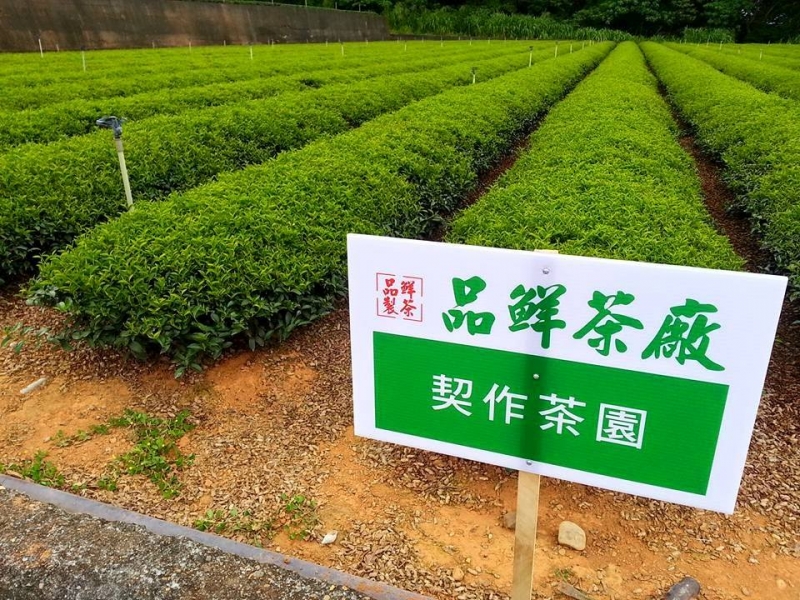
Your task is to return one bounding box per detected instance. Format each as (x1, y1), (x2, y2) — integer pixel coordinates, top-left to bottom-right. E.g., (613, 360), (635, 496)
(440, 277), (725, 372)
(508, 284), (566, 349)
(442, 276), (495, 335)
(642, 299), (725, 371)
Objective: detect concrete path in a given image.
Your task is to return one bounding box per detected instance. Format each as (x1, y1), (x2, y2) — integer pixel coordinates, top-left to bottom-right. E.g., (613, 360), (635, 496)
(0, 475), (429, 600)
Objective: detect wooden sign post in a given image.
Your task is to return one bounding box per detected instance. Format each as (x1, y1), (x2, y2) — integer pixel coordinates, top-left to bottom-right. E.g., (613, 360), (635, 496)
(511, 471), (541, 600)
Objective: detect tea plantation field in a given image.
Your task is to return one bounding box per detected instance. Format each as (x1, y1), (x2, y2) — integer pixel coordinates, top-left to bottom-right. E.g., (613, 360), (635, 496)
(1, 40), (797, 372)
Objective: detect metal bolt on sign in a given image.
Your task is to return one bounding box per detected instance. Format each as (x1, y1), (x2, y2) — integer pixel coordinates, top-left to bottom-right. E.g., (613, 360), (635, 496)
(96, 116), (133, 209)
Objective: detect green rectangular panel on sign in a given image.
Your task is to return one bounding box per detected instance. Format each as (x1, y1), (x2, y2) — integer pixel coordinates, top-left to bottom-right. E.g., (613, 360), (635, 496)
(373, 332), (728, 495)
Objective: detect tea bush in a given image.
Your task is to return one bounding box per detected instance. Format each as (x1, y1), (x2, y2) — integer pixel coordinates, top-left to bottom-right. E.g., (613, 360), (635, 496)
(29, 43), (614, 373)
(0, 41), (468, 111)
(0, 46), (548, 282)
(666, 43), (800, 101)
(0, 42), (540, 149)
(447, 42), (742, 275)
(642, 42), (800, 296)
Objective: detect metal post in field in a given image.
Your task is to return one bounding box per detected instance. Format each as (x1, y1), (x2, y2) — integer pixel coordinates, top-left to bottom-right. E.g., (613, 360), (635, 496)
(529, 46), (533, 67)
(82, 50), (86, 72)
(96, 117), (133, 209)
(38, 38), (43, 57)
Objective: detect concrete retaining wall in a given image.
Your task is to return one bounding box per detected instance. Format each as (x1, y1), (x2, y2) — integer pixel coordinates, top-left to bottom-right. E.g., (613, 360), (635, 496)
(0, 0), (390, 52)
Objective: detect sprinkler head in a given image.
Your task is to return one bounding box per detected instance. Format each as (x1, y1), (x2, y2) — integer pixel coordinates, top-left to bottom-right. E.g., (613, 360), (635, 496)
(96, 116), (124, 139)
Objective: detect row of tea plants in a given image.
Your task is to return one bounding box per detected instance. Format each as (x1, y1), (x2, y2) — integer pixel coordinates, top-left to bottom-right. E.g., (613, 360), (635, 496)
(667, 43), (800, 101)
(643, 42), (800, 297)
(0, 45), (551, 282)
(0, 42), (540, 148)
(447, 42), (742, 276)
(28, 43), (614, 374)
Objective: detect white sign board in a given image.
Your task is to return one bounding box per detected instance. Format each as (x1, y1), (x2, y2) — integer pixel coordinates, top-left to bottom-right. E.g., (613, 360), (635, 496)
(348, 235), (787, 513)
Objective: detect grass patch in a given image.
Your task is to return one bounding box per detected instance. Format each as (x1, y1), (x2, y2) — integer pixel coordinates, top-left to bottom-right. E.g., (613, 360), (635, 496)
(102, 410), (195, 499)
(193, 507), (274, 536)
(279, 493), (320, 541)
(46, 409), (195, 499)
(554, 567), (575, 581)
(0, 451), (65, 488)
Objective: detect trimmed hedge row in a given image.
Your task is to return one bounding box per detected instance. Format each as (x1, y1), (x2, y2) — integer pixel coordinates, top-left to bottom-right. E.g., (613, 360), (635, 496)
(0, 47), (547, 283)
(0, 41), (536, 111)
(0, 53), (333, 112)
(447, 42), (742, 274)
(0, 40), (531, 86)
(0, 43), (349, 86)
(0, 75), (305, 150)
(667, 43), (800, 101)
(642, 42), (800, 295)
(0, 43), (535, 149)
(724, 44), (800, 61)
(29, 43), (615, 373)
(723, 49), (800, 71)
